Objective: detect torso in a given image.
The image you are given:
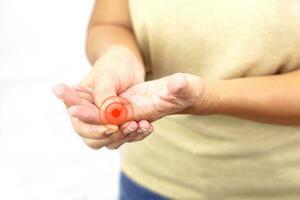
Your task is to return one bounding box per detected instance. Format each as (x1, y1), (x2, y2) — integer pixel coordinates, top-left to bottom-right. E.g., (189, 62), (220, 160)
(123, 1), (300, 199)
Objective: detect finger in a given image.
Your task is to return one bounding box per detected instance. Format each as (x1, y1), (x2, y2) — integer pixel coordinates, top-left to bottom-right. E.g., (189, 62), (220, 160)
(160, 73), (191, 100)
(106, 131), (140, 150)
(129, 120), (154, 141)
(106, 121), (153, 149)
(73, 85), (94, 103)
(129, 126), (154, 143)
(108, 121), (138, 141)
(83, 124), (134, 150)
(90, 74), (122, 124)
(83, 138), (110, 150)
(136, 120), (152, 133)
(167, 73), (189, 96)
(73, 85), (93, 95)
(83, 128), (128, 150)
(93, 74), (119, 108)
(53, 84), (81, 107)
(54, 84), (101, 124)
(120, 121), (138, 135)
(70, 117), (118, 139)
(103, 121), (138, 150)
(77, 91), (94, 103)
(69, 103), (100, 124)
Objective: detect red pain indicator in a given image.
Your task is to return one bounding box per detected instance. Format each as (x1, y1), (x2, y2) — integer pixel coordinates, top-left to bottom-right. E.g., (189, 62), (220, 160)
(99, 96), (133, 125)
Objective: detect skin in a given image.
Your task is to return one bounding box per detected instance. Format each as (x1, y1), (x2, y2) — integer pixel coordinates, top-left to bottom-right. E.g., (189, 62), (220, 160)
(53, 0), (152, 150)
(53, 0), (300, 150)
(53, 47), (154, 150)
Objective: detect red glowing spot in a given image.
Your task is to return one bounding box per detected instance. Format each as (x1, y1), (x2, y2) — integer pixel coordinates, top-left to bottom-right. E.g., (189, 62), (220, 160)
(111, 109), (121, 118)
(99, 96), (133, 125)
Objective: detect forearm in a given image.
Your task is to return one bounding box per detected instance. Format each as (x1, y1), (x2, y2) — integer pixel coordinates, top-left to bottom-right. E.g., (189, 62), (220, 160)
(198, 70), (300, 126)
(86, 25), (144, 75)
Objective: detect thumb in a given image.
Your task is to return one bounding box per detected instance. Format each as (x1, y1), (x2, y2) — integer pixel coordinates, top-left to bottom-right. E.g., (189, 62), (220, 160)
(165, 73), (192, 99)
(52, 84), (81, 107)
(80, 69), (119, 108)
(92, 74), (123, 124)
(93, 75), (119, 108)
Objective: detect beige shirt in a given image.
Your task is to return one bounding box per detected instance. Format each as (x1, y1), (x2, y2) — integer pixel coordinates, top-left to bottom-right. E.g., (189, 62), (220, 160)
(122, 1), (300, 199)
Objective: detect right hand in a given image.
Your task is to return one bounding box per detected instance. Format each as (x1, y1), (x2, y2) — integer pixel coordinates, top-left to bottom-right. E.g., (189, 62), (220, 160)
(53, 46), (154, 149)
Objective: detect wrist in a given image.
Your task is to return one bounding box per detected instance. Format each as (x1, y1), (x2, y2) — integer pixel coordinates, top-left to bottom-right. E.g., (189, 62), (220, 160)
(189, 78), (222, 115)
(94, 45), (145, 80)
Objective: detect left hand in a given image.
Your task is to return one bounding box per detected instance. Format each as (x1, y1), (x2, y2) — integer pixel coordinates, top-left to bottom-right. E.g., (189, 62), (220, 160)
(119, 73), (207, 121)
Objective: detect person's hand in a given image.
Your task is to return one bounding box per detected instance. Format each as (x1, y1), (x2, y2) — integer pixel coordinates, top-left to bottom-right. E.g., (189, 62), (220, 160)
(73, 73), (210, 125)
(119, 73), (208, 121)
(53, 46), (154, 149)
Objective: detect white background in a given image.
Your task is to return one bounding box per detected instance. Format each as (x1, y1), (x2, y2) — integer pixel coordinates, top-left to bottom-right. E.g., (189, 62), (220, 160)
(0, 0), (121, 199)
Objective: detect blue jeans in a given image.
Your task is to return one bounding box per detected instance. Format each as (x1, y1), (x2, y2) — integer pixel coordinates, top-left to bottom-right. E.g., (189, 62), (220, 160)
(119, 172), (169, 200)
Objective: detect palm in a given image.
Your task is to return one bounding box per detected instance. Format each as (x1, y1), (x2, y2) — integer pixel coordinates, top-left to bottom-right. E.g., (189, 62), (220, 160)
(120, 74), (195, 122)
(120, 79), (167, 121)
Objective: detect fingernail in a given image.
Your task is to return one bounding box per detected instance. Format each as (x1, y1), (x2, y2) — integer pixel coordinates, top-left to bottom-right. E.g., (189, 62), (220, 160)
(123, 124), (136, 135)
(104, 125), (118, 135)
(123, 129), (131, 135)
(123, 127), (134, 135)
(105, 124), (118, 130)
(122, 122), (137, 135)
